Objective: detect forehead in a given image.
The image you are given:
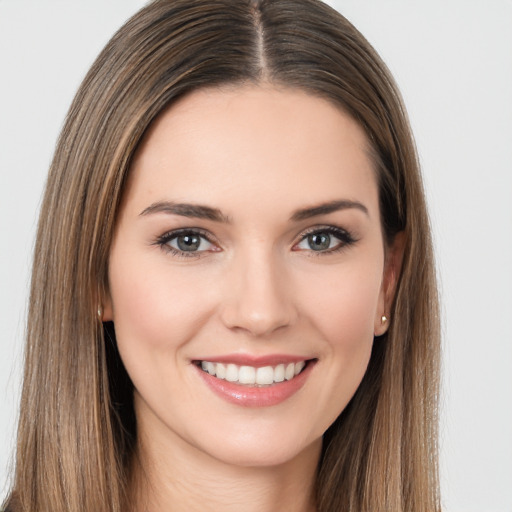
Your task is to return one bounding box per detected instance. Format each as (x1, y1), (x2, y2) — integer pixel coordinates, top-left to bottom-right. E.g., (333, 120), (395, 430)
(124, 85), (378, 219)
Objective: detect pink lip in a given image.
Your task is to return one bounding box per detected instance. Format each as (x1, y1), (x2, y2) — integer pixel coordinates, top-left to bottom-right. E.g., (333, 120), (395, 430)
(194, 359), (316, 407)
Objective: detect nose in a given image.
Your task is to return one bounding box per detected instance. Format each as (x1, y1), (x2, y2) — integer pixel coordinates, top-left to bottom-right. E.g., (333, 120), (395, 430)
(219, 248), (297, 337)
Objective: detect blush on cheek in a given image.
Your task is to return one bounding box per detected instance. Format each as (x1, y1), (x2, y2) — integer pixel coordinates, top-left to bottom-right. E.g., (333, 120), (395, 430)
(305, 270), (381, 345)
(110, 261), (217, 354)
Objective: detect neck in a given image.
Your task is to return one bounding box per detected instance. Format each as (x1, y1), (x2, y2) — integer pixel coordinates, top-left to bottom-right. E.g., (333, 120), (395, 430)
(129, 413), (320, 512)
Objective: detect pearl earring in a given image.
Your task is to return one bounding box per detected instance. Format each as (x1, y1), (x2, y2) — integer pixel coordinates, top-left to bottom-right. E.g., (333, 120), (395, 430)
(381, 315), (388, 325)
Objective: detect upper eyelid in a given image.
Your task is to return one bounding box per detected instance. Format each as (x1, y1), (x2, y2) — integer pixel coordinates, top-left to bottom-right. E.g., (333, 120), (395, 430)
(299, 224), (347, 234)
(295, 224), (352, 240)
(157, 227), (216, 242)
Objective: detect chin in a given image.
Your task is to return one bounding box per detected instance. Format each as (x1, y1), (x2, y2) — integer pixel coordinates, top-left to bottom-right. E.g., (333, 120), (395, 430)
(191, 427), (322, 469)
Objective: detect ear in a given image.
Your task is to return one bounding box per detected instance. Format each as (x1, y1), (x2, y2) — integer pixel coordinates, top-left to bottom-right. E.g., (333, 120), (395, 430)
(374, 231), (406, 336)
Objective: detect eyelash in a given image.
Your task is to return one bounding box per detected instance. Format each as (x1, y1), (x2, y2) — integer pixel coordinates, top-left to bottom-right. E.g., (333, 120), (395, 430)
(154, 225), (357, 258)
(154, 228), (217, 258)
(293, 225), (357, 256)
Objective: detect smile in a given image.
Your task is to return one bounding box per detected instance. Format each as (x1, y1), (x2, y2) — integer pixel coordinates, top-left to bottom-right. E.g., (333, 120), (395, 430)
(199, 361), (307, 386)
(194, 357), (316, 407)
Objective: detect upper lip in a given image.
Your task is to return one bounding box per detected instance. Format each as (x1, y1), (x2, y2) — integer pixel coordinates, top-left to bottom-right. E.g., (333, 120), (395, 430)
(193, 353), (314, 367)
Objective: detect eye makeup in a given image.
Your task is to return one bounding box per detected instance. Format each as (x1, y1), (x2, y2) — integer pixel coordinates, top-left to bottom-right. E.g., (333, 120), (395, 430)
(154, 227), (220, 258)
(153, 223), (358, 259)
(292, 225), (358, 255)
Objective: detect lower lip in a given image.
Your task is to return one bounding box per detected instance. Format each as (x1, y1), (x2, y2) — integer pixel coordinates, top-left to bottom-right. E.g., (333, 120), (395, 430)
(195, 361), (315, 407)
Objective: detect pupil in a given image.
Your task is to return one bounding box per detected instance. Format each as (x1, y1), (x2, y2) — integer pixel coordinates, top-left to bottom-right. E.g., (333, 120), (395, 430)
(177, 234), (200, 251)
(309, 233), (330, 251)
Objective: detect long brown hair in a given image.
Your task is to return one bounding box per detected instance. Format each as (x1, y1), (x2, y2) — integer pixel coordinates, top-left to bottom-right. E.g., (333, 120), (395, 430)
(4, 1), (440, 510)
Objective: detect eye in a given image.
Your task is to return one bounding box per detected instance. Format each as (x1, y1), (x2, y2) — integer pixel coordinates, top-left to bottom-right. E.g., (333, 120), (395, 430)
(293, 226), (355, 253)
(156, 229), (218, 257)
(170, 233), (210, 252)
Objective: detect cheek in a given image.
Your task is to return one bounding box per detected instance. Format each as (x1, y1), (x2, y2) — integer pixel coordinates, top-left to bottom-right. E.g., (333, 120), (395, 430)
(295, 261), (383, 430)
(108, 251), (215, 358)
(299, 261), (383, 349)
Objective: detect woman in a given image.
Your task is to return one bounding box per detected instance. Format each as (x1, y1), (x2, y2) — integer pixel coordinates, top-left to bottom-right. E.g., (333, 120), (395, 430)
(3, 0), (440, 511)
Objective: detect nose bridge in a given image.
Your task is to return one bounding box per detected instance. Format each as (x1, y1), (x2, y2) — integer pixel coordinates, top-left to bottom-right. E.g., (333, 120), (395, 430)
(220, 244), (296, 336)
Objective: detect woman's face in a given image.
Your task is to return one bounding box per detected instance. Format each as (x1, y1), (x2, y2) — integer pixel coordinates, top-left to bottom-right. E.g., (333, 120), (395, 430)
(105, 86), (395, 468)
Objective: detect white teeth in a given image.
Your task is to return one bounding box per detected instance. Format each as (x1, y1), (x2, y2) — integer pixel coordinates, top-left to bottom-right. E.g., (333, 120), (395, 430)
(256, 366), (274, 385)
(239, 366), (256, 384)
(285, 363), (295, 380)
(274, 364), (285, 382)
(216, 363), (226, 379)
(200, 360), (308, 385)
(225, 364), (238, 382)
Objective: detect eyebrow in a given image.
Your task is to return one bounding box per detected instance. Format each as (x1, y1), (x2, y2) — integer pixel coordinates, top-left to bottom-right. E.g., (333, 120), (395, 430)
(139, 198), (368, 223)
(139, 201), (230, 223)
(290, 199), (369, 221)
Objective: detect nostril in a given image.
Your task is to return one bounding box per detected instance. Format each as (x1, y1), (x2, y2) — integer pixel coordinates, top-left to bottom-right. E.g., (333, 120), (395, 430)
(219, 299), (297, 336)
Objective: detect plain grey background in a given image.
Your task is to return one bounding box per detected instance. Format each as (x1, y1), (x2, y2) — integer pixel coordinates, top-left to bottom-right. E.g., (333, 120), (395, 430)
(1, 1), (511, 511)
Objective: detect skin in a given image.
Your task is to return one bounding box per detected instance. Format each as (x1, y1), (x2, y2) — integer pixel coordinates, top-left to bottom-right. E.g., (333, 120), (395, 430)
(104, 85), (402, 512)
